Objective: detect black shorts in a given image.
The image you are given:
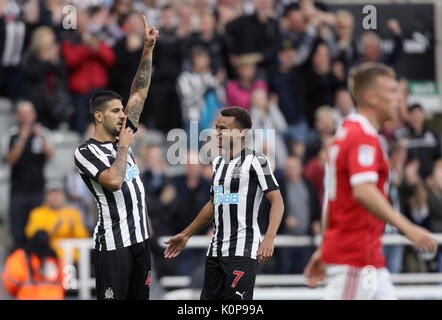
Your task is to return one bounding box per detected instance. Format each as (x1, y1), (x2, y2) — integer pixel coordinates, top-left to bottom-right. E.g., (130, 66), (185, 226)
(200, 256), (258, 300)
(93, 239), (152, 300)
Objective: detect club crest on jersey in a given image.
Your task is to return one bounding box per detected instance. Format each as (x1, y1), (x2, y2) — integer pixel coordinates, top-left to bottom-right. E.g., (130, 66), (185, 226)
(358, 145), (375, 167)
(231, 162), (242, 179)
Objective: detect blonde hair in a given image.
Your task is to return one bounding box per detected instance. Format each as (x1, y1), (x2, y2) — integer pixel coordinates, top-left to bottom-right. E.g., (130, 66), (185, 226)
(29, 26), (54, 55)
(348, 62), (396, 105)
(314, 105), (334, 121)
(335, 10), (354, 25)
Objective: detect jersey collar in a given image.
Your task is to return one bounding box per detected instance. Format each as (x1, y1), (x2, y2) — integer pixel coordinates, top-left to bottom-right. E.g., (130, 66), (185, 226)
(346, 113), (378, 137)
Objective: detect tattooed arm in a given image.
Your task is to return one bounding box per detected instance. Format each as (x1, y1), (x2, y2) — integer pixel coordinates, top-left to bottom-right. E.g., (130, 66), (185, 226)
(125, 16), (159, 128)
(98, 116), (135, 191)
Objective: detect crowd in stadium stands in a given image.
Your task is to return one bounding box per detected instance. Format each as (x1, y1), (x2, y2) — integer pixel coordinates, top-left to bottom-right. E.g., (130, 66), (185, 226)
(1, 0), (442, 285)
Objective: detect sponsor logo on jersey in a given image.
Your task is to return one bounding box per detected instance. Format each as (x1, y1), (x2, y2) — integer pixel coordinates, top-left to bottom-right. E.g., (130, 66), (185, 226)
(213, 185), (239, 205)
(125, 163), (140, 182)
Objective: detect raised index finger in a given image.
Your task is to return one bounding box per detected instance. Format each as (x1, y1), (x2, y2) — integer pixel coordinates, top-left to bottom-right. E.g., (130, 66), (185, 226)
(142, 15), (149, 30)
(122, 115), (127, 129)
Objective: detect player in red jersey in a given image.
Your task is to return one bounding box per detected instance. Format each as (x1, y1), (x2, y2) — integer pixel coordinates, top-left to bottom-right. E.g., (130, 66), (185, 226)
(304, 62), (437, 299)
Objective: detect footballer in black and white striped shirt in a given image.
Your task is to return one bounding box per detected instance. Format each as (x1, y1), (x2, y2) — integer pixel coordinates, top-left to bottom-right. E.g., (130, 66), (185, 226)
(164, 107), (285, 300)
(74, 15), (158, 300)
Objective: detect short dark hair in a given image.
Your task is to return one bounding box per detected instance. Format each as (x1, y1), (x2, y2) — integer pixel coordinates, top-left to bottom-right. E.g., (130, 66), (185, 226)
(89, 90), (123, 116)
(220, 106), (252, 129)
(283, 3), (300, 17)
(190, 46), (210, 60)
(409, 103), (423, 113)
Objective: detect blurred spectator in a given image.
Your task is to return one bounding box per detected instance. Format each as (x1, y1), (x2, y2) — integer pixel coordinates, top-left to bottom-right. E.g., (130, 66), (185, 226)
(224, 0), (279, 74)
(297, 0), (336, 49)
(278, 156), (320, 274)
(176, 3), (197, 39)
(331, 9), (356, 74)
(394, 103), (441, 179)
(215, 0), (243, 34)
(141, 145), (176, 236)
(25, 182), (89, 263)
(0, 0), (39, 99)
(3, 101), (54, 250)
(400, 158), (430, 273)
(1, 230), (65, 300)
(249, 88), (287, 171)
(37, 0), (68, 34)
(22, 26), (72, 130)
(61, 9), (115, 133)
(140, 144), (178, 277)
(133, 0), (161, 28)
(270, 39), (308, 144)
(303, 42), (345, 128)
(304, 135), (333, 211)
(110, 10), (145, 102)
(88, 5), (125, 47)
(332, 87), (355, 129)
(110, 0), (133, 27)
(383, 141), (407, 274)
(280, 3), (316, 68)
(177, 46), (225, 133)
(356, 19), (403, 69)
(426, 159), (442, 274)
(66, 123), (96, 233)
(400, 159), (429, 227)
(172, 151), (211, 276)
(225, 54), (267, 110)
(304, 105), (335, 164)
(65, 168), (96, 234)
(183, 10), (226, 75)
(142, 5), (182, 132)
(298, 0), (335, 26)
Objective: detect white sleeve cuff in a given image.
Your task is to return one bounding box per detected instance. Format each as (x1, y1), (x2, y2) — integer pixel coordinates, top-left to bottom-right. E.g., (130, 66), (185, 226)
(350, 172), (379, 186)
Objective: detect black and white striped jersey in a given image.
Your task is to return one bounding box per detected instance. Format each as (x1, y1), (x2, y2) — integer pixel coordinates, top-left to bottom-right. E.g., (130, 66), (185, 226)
(208, 148), (279, 259)
(73, 138), (149, 251)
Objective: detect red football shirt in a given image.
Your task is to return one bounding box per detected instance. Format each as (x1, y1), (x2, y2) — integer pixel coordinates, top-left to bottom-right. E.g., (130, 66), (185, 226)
(322, 114), (389, 268)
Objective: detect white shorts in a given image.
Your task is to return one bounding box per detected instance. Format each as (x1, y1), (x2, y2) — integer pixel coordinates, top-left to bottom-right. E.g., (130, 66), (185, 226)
(323, 264), (397, 300)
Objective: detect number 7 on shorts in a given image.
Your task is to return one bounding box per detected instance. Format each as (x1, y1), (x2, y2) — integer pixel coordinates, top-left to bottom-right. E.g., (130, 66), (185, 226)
(231, 270), (244, 288)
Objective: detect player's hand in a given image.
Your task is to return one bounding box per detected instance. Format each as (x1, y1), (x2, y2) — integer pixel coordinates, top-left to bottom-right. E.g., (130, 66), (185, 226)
(164, 233), (189, 258)
(257, 236), (274, 264)
(404, 224), (437, 255)
(118, 115), (135, 148)
(304, 248), (325, 288)
(142, 15), (159, 48)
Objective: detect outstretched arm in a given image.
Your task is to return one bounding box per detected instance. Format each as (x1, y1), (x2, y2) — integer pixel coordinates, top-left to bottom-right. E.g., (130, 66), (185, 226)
(124, 16), (159, 128)
(164, 197), (215, 258)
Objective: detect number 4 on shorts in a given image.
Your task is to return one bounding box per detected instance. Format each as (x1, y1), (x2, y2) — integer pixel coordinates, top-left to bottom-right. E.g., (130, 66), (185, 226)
(231, 270), (244, 288)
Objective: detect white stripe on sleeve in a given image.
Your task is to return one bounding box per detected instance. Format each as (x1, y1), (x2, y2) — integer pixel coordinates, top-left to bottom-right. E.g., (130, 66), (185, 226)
(349, 171), (379, 186)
